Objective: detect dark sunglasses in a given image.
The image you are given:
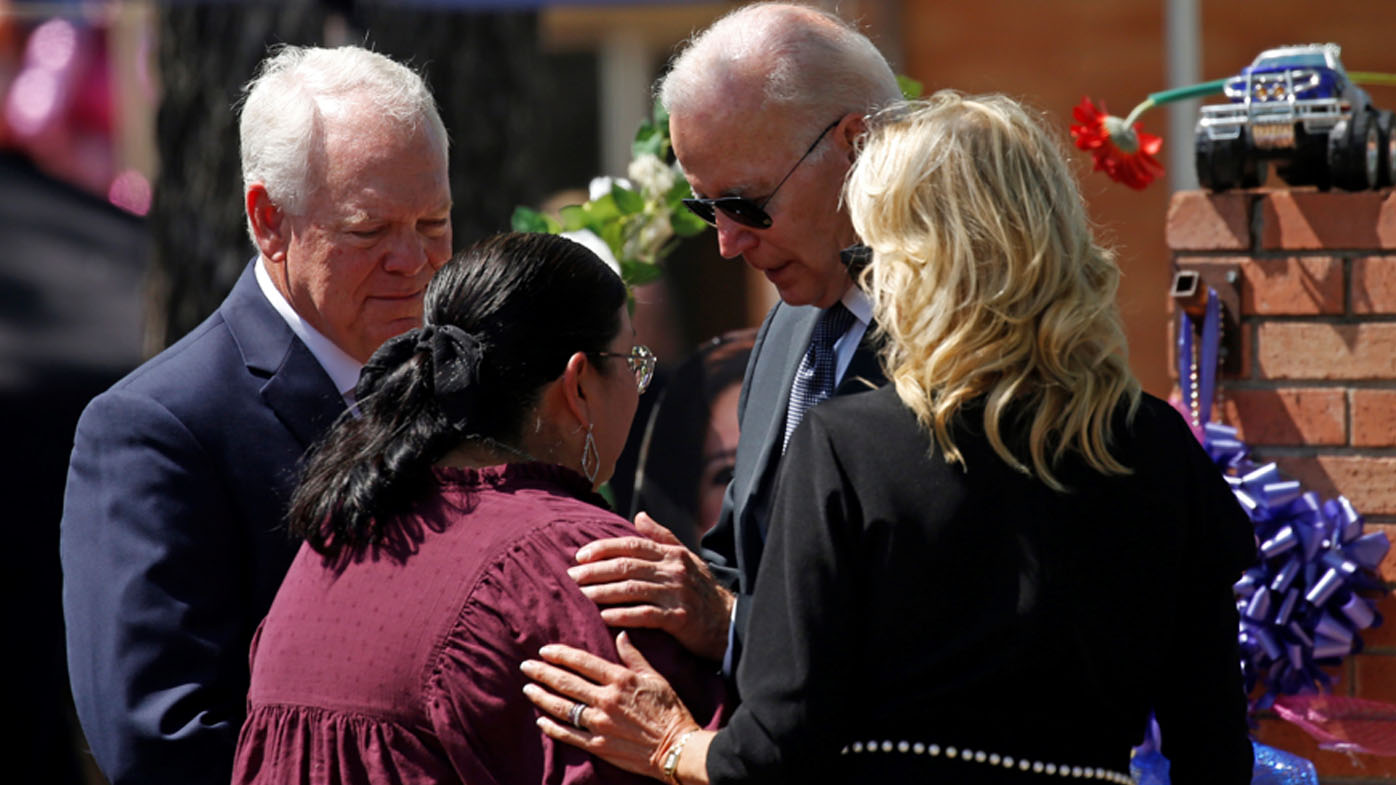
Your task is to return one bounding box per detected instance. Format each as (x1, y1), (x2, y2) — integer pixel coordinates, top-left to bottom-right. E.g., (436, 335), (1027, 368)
(681, 117), (842, 230)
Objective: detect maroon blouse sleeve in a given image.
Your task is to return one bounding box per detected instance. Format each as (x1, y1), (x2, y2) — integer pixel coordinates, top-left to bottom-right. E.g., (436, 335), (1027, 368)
(425, 517), (727, 785)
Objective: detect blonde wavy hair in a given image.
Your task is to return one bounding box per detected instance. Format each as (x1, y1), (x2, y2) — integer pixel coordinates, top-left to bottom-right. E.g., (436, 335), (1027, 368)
(846, 91), (1141, 490)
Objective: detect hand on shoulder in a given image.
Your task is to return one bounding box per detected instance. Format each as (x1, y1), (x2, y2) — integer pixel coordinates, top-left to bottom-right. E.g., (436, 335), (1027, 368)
(569, 513), (734, 661)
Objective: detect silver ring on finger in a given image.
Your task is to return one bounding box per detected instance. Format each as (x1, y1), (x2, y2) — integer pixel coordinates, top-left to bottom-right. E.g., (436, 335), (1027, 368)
(568, 701), (588, 731)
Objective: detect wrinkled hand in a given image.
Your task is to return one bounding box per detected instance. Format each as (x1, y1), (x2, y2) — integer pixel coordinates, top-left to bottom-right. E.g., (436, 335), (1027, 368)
(522, 631), (703, 779)
(569, 513), (734, 661)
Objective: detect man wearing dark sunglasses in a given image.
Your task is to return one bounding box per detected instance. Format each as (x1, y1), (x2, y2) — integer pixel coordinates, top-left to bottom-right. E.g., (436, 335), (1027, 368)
(567, 3), (903, 681)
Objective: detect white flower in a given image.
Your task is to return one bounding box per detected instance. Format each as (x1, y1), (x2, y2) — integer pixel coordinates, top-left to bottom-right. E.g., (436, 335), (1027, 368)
(626, 153), (676, 200)
(587, 175), (632, 202)
(623, 215), (674, 266)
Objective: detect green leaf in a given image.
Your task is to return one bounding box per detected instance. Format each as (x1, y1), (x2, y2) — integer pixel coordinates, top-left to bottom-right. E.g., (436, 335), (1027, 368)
(897, 74), (924, 100)
(664, 175), (693, 205)
(633, 121), (666, 159)
(599, 220), (625, 259)
(559, 204), (590, 232)
(511, 206), (556, 234)
(632, 101), (673, 160)
(670, 205), (708, 238)
(585, 193), (622, 225)
(611, 183), (645, 214)
(621, 258), (664, 287)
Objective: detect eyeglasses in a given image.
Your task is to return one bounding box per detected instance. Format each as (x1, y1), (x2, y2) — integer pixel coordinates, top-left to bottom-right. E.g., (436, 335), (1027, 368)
(596, 344), (657, 394)
(681, 117), (843, 230)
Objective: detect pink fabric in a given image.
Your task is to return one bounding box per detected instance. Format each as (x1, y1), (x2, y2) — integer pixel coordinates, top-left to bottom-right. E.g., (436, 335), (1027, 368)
(233, 463), (727, 785)
(1274, 694), (1396, 756)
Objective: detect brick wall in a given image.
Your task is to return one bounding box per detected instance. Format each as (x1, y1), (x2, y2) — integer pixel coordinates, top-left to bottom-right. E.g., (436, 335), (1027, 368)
(1168, 189), (1396, 782)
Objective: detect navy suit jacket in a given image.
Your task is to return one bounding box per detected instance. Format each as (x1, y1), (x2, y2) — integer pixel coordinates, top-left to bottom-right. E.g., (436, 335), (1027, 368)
(700, 298), (884, 672)
(60, 262), (345, 785)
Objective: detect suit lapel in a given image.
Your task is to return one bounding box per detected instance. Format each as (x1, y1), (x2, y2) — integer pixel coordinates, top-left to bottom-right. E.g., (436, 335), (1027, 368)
(221, 261), (346, 449)
(741, 304), (819, 499)
(260, 341), (347, 448)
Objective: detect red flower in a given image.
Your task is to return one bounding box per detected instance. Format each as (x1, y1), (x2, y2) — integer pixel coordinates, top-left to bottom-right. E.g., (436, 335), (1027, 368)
(1070, 96), (1164, 190)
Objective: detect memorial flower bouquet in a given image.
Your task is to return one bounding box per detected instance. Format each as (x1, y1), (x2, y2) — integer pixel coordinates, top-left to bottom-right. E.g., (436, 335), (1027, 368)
(512, 101), (708, 288)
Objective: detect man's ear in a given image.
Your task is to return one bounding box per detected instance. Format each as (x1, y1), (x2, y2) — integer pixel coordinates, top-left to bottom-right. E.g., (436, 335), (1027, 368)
(246, 183), (288, 262)
(840, 113), (867, 164)
(559, 351), (593, 427)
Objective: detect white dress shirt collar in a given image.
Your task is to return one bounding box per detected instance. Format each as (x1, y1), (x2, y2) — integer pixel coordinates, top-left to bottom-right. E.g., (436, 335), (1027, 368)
(254, 257), (363, 403)
(840, 284), (873, 327)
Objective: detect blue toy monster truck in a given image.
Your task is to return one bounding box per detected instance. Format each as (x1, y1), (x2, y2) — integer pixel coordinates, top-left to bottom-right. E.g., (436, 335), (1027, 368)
(1196, 43), (1394, 191)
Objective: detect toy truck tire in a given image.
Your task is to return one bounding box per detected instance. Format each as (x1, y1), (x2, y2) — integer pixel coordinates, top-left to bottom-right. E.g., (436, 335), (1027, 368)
(1376, 110), (1395, 188)
(1197, 129), (1241, 191)
(1196, 128), (1267, 191)
(1239, 128), (1268, 189)
(1328, 109), (1380, 191)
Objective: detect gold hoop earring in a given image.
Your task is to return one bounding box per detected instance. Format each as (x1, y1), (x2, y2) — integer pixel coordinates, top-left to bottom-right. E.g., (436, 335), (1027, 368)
(580, 423), (600, 485)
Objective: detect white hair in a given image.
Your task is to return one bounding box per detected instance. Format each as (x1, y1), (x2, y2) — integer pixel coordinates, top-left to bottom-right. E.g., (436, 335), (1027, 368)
(658, 3), (901, 137)
(239, 45), (447, 232)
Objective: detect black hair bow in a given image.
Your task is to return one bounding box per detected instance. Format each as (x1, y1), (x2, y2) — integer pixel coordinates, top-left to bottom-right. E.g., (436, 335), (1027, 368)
(357, 324), (485, 424)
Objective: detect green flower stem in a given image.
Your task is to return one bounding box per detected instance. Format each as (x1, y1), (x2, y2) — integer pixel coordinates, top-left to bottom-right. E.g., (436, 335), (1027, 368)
(1148, 78), (1230, 105)
(1120, 98), (1156, 130)
(1119, 72), (1396, 129)
(1351, 72), (1396, 87)
(1121, 78), (1230, 128)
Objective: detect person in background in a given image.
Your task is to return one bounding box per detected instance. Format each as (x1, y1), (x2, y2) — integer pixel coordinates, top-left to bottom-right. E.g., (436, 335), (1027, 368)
(232, 233), (725, 785)
(521, 92), (1256, 785)
(60, 45), (451, 785)
(566, 2), (902, 677)
(629, 328), (757, 549)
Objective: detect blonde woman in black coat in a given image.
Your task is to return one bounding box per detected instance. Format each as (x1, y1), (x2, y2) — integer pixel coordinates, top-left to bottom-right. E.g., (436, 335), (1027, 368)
(522, 92), (1256, 785)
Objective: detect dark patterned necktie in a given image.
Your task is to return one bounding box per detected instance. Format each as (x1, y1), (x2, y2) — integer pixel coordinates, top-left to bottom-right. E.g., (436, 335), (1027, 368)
(783, 302), (856, 452)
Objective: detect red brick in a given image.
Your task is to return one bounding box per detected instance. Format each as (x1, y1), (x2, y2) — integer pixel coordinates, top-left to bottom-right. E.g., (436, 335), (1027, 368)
(1240, 257), (1345, 315)
(1257, 323), (1396, 380)
(1354, 654), (1396, 705)
(1383, 191), (1396, 248)
(1239, 323), (1255, 379)
(1260, 190), (1396, 250)
(1165, 190), (1251, 250)
(1252, 660), (1350, 701)
(1360, 592), (1396, 651)
(1220, 388), (1346, 446)
(1270, 456), (1396, 517)
(1352, 390), (1396, 448)
(1353, 256), (1396, 315)
(1372, 524), (1396, 587)
(1252, 713), (1396, 780)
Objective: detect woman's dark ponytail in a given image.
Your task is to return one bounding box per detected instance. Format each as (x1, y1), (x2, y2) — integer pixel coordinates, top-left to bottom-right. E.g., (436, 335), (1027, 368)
(288, 232), (626, 557)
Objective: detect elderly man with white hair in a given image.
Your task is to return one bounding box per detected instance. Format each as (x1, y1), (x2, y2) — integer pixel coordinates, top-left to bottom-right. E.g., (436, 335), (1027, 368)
(567, 1), (902, 677)
(60, 45), (451, 785)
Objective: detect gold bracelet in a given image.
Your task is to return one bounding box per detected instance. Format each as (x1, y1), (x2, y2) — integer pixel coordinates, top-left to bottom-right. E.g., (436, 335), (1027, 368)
(660, 730), (696, 785)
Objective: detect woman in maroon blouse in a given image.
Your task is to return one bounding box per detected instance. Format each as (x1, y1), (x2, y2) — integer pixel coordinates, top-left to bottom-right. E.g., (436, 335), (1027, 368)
(232, 233), (727, 785)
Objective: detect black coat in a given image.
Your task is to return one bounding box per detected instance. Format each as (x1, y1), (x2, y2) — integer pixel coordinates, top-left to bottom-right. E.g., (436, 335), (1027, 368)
(707, 386), (1256, 784)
